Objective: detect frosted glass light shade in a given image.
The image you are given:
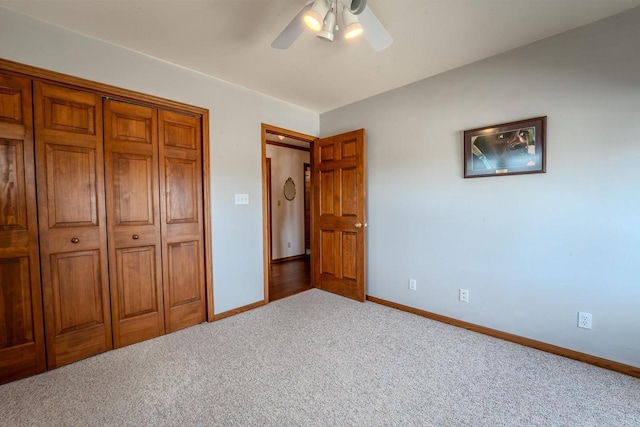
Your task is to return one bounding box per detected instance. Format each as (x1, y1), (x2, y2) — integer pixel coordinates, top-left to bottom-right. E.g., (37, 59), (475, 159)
(343, 7), (363, 39)
(304, 0), (330, 32)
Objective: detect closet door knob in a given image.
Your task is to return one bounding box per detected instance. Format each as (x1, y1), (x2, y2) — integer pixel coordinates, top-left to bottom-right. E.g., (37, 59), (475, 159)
(71, 237), (79, 244)
(132, 234), (139, 240)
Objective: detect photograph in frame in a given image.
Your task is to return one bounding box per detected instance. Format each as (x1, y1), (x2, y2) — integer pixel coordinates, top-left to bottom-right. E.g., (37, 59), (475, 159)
(463, 116), (546, 178)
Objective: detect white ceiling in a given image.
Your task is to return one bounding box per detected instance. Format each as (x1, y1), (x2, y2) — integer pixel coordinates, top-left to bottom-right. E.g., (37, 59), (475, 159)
(2, 0), (638, 113)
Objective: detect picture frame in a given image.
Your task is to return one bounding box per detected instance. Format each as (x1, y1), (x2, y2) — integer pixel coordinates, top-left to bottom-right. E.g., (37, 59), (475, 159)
(463, 116), (546, 178)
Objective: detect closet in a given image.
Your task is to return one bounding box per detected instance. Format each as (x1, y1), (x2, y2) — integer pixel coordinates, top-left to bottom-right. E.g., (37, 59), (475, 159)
(0, 61), (210, 384)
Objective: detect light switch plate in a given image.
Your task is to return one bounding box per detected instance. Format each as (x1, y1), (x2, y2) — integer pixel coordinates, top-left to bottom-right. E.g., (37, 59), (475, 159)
(235, 194), (249, 205)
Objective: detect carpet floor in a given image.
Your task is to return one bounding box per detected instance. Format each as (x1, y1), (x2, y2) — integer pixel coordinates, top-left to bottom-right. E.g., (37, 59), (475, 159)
(1, 289), (638, 426)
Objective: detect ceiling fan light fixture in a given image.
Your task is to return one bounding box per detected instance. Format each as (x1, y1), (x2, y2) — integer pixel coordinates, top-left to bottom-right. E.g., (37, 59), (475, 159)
(342, 8), (363, 39)
(317, 9), (336, 42)
(303, 0), (330, 32)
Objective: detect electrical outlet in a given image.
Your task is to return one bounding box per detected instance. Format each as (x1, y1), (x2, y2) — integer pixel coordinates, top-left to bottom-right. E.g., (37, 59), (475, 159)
(287, 242), (291, 248)
(409, 278), (416, 291)
(459, 289), (469, 303)
(578, 312), (592, 329)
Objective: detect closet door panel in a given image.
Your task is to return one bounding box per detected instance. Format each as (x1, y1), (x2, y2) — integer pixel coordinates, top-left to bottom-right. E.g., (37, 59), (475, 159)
(116, 246), (158, 318)
(0, 74), (45, 384)
(159, 111), (205, 332)
(0, 139), (27, 228)
(44, 144), (98, 227)
(111, 153), (154, 225)
(48, 250), (108, 366)
(0, 259), (33, 346)
(34, 82), (112, 368)
(104, 99), (164, 348)
(50, 251), (103, 333)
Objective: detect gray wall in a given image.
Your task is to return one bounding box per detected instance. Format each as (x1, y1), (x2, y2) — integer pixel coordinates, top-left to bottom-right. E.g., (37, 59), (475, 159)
(321, 8), (640, 367)
(0, 7), (318, 315)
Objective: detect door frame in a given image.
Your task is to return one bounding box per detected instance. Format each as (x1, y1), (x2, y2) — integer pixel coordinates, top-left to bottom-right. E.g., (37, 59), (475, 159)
(261, 123), (316, 303)
(266, 157), (272, 264)
(303, 162), (311, 255)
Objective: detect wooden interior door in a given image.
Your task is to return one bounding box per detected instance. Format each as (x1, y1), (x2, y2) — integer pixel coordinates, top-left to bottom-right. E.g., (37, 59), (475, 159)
(158, 110), (206, 332)
(0, 74), (46, 383)
(104, 99), (164, 348)
(313, 129), (367, 301)
(34, 82), (112, 368)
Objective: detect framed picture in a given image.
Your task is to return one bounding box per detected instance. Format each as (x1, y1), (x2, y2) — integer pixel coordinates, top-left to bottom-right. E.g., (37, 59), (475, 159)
(463, 116), (546, 178)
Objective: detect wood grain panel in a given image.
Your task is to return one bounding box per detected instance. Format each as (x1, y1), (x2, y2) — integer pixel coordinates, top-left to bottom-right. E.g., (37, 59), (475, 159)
(340, 167), (357, 217)
(341, 232), (357, 280)
(165, 158), (197, 223)
(167, 241), (200, 306)
(112, 114), (152, 143)
(45, 144), (97, 227)
(35, 81), (112, 369)
(159, 110), (205, 332)
(0, 258), (33, 349)
(341, 138), (357, 159)
(43, 90), (95, 135)
(116, 246), (158, 318)
(164, 121), (196, 150)
(0, 88), (21, 124)
(320, 170), (334, 216)
(320, 230), (335, 276)
(50, 251), (103, 334)
(0, 139), (27, 229)
(320, 144), (334, 161)
(111, 153), (154, 225)
(0, 74), (45, 384)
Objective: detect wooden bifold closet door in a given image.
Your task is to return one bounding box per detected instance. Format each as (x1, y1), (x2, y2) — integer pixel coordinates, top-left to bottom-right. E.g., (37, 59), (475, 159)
(33, 82), (113, 368)
(158, 110), (206, 333)
(103, 100), (164, 347)
(0, 61), (210, 381)
(1, 70), (207, 377)
(104, 99), (205, 348)
(0, 74), (46, 383)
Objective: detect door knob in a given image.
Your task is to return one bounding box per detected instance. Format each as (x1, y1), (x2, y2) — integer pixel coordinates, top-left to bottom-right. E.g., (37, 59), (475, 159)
(355, 223), (362, 229)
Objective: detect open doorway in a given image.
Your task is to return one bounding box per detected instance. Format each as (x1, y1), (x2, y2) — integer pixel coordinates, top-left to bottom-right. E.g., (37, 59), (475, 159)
(261, 124), (315, 303)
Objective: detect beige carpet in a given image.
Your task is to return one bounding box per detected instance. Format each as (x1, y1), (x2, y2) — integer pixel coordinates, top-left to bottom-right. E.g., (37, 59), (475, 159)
(1, 289), (638, 426)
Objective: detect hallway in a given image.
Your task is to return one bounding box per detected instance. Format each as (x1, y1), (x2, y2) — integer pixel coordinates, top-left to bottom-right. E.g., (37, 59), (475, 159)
(269, 257), (311, 302)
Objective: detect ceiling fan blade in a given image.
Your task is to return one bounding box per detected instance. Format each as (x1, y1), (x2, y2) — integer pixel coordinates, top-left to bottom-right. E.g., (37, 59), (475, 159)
(359, 5), (393, 52)
(271, 1), (314, 49)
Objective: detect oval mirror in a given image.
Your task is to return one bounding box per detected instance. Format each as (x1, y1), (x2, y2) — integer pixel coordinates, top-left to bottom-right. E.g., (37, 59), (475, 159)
(283, 177), (296, 201)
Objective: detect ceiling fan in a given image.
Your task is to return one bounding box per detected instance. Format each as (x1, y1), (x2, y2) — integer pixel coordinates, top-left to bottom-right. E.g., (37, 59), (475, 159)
(271, 0), (393, 52)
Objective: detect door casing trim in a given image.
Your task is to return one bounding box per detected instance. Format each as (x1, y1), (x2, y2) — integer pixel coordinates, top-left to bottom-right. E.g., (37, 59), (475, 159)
(261, 123), (316, 303)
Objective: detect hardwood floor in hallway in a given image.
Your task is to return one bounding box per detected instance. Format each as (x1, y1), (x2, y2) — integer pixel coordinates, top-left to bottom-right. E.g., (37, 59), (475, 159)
(269, 257), (311, 302)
